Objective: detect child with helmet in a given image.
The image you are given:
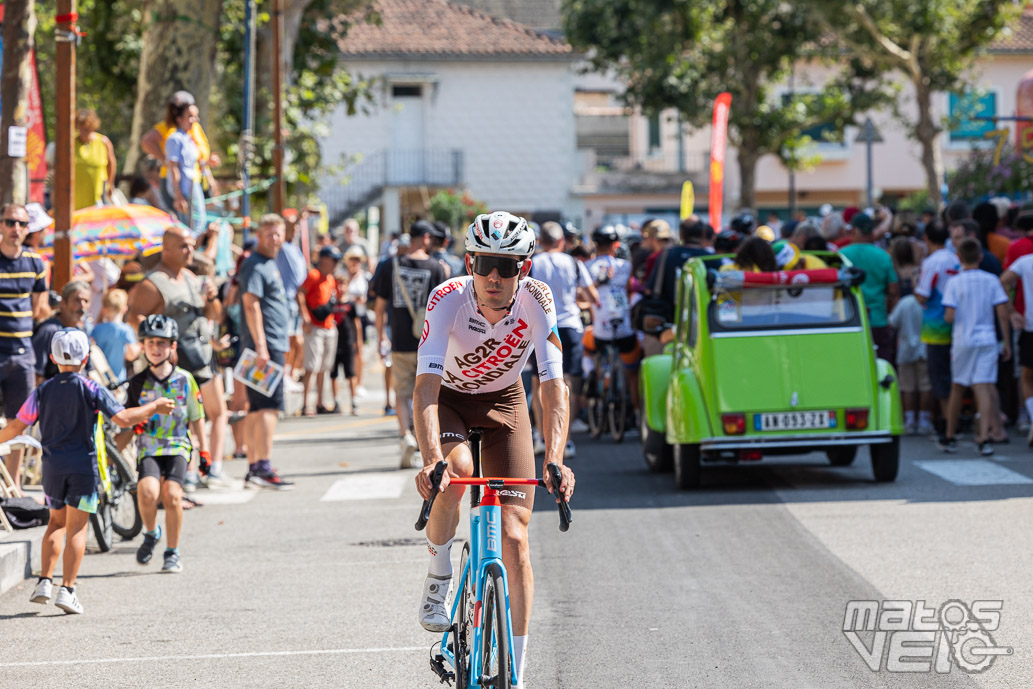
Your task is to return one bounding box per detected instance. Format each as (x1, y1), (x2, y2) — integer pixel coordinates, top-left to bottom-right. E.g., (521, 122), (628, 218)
(122, 314), (207, 574)
(0, 328), (175, 614)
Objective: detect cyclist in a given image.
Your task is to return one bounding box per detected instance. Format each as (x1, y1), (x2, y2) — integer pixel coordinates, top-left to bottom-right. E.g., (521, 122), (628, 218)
(413, 211), (576, 688)
(584, 225), (642, 412)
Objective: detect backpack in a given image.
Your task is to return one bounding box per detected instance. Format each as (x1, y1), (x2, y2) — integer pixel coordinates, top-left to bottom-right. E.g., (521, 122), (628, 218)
(1, 497), (50, 529)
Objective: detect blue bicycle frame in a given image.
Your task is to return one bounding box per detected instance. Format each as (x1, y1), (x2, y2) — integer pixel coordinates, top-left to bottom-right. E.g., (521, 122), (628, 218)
(416, 428), (571, 688)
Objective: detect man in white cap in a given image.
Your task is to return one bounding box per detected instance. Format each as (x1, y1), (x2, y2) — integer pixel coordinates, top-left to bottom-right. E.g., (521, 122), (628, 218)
(0, 328), (174, 614)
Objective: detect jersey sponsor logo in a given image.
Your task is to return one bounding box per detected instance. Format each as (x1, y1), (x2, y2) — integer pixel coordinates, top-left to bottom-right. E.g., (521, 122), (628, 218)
(498, 489), (527, 500)
(420, 317), (430, 347)
(467, 319), (486, 335)
(446, 318), (530, 391)
(440, 431), (465, 441)
(523, 280), (553, 314)
(428, 362), (443, 371)
(426, 279), (464, 312)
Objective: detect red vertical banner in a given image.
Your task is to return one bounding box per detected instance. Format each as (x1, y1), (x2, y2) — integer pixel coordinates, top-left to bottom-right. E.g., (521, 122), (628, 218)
(709, 92), (732, 230)
(27, 49), (47, 204)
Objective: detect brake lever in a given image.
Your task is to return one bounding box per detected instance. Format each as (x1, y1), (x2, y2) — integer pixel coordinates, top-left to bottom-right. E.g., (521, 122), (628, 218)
(546, 462), (572, 532)
(415, 461), (448, 531)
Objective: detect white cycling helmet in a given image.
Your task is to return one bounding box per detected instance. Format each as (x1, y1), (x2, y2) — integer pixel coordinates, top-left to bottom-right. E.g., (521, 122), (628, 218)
(465, 211), (536, 258)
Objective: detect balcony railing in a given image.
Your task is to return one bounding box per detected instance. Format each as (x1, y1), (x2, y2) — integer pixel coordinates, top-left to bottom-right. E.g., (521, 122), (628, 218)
(323, 149), (464, 223)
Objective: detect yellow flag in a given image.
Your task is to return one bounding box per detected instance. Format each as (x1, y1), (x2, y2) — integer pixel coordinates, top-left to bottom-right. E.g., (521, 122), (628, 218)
(680, 181), (695, 220)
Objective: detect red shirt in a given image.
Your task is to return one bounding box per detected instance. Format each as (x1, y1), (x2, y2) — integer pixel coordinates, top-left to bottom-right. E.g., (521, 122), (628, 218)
(300, 268), (336, 329)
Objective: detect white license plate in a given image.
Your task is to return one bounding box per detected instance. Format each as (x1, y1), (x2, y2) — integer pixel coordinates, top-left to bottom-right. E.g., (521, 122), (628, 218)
(757, 411), (833, 431)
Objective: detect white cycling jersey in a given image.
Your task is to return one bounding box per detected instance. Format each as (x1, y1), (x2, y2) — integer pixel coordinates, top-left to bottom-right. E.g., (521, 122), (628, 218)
(586, 255), (634, 340)
(416, 275), (564, 393)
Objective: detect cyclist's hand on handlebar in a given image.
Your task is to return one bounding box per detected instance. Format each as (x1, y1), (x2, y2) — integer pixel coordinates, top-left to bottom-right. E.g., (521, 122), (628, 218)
(543, 461), (575, 502)
(416, 460), (451, 501)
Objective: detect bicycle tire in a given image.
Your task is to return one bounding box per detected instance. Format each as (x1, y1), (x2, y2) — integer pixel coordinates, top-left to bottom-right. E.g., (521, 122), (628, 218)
(583, 371), (606, 439)
(90, 500), (114, 552)
(608, 363), (629, 443)
(455, 542), (473, 689)
(106, 439), (142, 540)
(478, 562), (512, 688)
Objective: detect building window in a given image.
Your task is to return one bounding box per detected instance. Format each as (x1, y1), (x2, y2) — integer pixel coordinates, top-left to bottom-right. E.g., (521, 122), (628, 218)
(392, 84), (422, 98)
(948, 91), (997, 145)
(780, 93), (845, 147)
(648, 113), (661, 150)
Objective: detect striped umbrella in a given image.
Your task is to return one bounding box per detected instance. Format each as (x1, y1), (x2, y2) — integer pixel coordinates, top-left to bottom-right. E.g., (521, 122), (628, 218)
(38, 203), (186, 262)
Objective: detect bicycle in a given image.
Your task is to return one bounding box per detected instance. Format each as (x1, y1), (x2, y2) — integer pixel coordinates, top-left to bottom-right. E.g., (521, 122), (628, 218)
(89, 415), (143, 552)
(415, 427), (572, 688)
(583, 320), (633, 442)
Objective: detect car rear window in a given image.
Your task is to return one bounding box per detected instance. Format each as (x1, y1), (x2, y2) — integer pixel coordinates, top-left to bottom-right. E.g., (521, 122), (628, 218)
(709, 285), (859, 331)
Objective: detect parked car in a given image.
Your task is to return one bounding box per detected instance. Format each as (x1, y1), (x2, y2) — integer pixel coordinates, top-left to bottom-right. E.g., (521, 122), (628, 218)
(640, 254), (903, 489)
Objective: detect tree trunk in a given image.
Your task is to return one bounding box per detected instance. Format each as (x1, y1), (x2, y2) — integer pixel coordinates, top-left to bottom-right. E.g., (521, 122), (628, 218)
(0, 0), (36, 204)
(914, 77), (944, 209)
(736, 147), (758, 214)
(123, 0), (225, 174)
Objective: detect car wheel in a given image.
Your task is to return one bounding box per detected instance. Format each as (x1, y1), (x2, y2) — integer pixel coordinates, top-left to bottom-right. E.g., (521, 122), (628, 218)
(673, 443), (701, 490)
(871, 438), (900, 482)
(641, 414), (673, 473)
(826, 445), (858, 467)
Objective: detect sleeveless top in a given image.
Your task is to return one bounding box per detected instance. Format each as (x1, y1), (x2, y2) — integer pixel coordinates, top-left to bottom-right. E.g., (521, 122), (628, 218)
(145, 268), (213, 358)
(73, 134), (108, 210)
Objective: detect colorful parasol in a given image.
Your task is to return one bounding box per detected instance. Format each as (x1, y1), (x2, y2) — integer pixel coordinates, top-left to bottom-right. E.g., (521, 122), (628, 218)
(38, 203), (187, 262)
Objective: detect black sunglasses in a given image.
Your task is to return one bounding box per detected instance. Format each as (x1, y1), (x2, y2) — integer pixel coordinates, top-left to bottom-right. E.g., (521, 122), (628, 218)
(471, 255), (523, 278)
(3, 218), (28, 228)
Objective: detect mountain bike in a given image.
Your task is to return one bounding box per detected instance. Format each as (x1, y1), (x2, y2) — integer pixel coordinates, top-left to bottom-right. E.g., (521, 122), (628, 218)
(89, 416), (142, 552)
(415, 428), (572, 688)
(583, 321), (633, 442)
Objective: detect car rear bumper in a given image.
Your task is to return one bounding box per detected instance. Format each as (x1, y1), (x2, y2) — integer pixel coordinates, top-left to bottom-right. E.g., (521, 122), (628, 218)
(700, 430), (894, 451)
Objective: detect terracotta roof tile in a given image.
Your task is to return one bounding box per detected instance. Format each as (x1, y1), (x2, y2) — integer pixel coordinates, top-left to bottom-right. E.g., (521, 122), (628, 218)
(338, 0), (572, 58)
(989, 8), (1033, 53)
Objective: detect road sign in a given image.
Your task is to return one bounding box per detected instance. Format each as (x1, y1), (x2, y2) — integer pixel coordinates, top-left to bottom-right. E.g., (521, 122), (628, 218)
(855, 117), (884, 144)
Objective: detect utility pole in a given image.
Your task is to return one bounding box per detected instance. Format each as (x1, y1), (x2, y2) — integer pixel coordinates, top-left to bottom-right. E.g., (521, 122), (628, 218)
(271, 0), (286, 216)
(53, 0), (76, 290)
(240, 0), (256, 242)
(855, 117), (884, 210)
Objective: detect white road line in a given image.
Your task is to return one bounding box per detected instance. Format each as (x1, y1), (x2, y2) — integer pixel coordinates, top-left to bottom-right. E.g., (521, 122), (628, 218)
(0, 646), (427, 668)
(914, 459), (1033, 486)
(320, 473), (407, 501)
(193, 487), (258, 505)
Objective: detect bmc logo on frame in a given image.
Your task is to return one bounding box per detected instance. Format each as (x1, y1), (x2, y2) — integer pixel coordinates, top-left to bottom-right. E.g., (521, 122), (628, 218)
(843, 599), (1012, 674)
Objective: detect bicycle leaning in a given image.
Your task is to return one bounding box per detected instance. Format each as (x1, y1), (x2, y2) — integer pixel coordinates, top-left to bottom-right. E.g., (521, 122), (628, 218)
(89, 415), (143, 552)
(415, 427), (572, 689)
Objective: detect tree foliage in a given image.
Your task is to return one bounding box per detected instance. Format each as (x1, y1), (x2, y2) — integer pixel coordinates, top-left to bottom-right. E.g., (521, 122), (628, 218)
(563, 0), (889, 210)
(808, 0), (1021, 207)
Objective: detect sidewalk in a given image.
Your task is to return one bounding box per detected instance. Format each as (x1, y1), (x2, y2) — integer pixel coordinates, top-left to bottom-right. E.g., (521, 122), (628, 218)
(0, 487), (45, 598)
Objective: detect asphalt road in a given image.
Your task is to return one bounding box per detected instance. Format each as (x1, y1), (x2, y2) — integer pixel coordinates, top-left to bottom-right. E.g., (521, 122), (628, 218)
(1, 409), (1031, 688)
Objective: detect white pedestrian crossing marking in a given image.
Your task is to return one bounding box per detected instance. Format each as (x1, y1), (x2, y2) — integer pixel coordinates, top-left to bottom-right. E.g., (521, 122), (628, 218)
(321, 473), (407, 501)
(915, 460), (1033, 486)
(197, 487), (258, 504)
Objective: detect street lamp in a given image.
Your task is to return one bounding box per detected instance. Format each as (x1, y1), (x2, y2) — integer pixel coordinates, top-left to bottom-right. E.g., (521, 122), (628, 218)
(855, 117), (884, 209)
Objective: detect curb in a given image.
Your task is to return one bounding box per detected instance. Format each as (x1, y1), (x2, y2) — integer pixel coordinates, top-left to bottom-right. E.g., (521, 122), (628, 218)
(0, 525), (44, 598)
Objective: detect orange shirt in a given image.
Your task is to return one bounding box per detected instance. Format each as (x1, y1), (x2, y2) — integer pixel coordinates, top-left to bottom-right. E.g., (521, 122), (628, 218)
(987, 232), (1010, 265)
(301, 268), (336, 329)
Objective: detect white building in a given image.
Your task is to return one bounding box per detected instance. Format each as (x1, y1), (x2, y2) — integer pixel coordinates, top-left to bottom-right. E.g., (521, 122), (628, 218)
(318, 0), (579, 236)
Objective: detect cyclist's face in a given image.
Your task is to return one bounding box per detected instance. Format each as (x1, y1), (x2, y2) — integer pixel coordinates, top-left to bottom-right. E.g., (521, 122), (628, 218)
(466, 252), (529, 311)
(143, 337), (174, 365)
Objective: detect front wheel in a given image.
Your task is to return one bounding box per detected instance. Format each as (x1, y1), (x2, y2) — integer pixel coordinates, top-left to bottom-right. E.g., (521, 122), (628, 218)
(106, 440), (142, 540)
(583, 372), (606, 439)
(641, 414), (673, 473)
(479, 562), (513, 689)
(455, 542), (473, 689)
(871, 438), (900, 482)
(673, 443), (701, 490)
(89, 499), (114, 552)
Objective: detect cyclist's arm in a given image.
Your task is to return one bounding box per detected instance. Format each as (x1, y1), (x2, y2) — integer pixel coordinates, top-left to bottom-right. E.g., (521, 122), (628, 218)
(413, 373), (445, 468)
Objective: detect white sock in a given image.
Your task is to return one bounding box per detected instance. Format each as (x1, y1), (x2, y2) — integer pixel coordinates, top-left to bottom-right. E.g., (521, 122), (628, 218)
(1024, 397), (1033, 422)
(211, 459), (223, 476)
(904, 410), (915, 427)
(427, 537), (454, 577)
(513, 634), (527, 688)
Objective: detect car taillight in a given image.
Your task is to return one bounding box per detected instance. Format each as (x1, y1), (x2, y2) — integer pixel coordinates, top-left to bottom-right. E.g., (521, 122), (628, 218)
(845, 408), (869, 430)
(722, 413), (746, 435)
(739, 449), (762, 461)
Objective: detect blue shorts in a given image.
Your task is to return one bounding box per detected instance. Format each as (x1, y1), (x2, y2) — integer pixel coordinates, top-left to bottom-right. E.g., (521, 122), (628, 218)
(43, 473), (99, 514)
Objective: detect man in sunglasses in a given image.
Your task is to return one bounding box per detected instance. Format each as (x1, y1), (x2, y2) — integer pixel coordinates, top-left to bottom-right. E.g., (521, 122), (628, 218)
(413, 211), (576, 687)
(0, 204), (48, 496)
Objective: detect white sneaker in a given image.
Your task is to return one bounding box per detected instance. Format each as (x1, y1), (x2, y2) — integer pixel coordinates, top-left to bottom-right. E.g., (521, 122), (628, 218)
(569, 419), (590, 434)
(532, 431), (545, 456)
(55, 586), (83, 614)
(419, 573), (453, 632)
(400, 433), (419, 469)
(355, 385), (369, 399)
(564, 440), (576, 459)
(30, 578), (52, 604)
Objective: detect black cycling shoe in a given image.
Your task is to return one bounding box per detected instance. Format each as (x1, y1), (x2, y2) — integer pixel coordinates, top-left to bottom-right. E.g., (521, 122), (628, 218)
(136, 527), (162, 565)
